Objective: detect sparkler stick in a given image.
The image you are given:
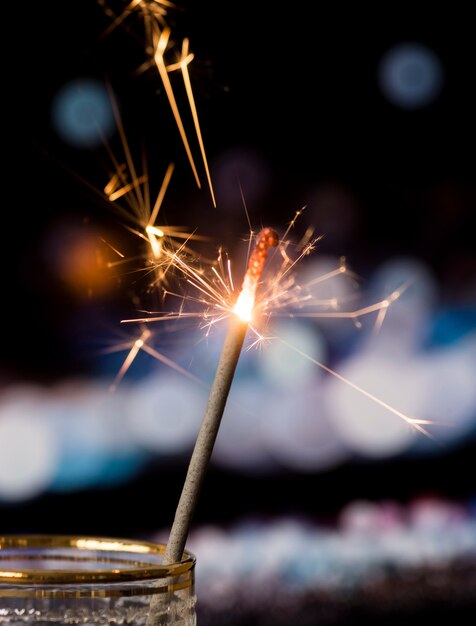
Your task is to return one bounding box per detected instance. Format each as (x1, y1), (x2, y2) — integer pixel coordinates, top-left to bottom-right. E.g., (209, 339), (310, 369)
(163, 227), (279, 564)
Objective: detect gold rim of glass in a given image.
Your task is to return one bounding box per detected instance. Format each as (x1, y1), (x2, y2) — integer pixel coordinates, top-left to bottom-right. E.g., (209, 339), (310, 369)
(0, 535), (195, 585)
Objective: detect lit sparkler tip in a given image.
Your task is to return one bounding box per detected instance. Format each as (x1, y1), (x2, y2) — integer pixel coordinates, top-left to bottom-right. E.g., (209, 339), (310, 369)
(233, 227), (279, 322)
(146, 225), (165, 238)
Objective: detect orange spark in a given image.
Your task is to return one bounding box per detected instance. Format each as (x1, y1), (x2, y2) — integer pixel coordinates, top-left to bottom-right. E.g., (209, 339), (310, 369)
(110, 329), (152, 392)
(179, 38), (216, 207)
(155, 28), (201, 188)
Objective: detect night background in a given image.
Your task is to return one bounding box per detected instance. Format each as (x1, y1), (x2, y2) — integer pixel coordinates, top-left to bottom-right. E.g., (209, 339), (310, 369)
(2, 1), (476, 623)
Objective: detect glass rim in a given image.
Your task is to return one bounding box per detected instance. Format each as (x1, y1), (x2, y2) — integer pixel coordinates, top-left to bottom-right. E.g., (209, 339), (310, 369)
(0, 534), (196, 585)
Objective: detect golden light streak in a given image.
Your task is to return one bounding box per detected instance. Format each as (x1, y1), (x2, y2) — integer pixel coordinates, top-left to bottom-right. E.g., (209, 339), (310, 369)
(104, 164), (127, 196)
(154, 28), (201, 188)
(146, 225), (164, 259)
(140, 343), (203, 385)
(76, 539), (150, 553)
(148, 162), (175, 227)
(107, 325), (202, 392)
(287, 288), (404, 320)
(107, 174), (148, 202)
(99, 0), (174, 43)
(101, 238), (125, 259)
(373, 305), (388, 335)
(98, 2), (136, 39)
(110, 329), (152, 392)
(179, 38), (216, 207)
(100, 3), (216, 205)
(0, 571), (23, 579)
(108, 84), (146, 216)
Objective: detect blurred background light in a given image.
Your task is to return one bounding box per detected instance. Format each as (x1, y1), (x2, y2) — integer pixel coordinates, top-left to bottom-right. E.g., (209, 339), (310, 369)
(213, 381), (277, 472)
(0, 277), (474, 502)
(258, 320), (326, 390)
(0, 387), (59, 501)
(262, 384), (349, 472)
(430, 308), (476, 346)
(419, 333), (476, 446)
(125, 373), (205, 455)
(42, 219), (115, 297)
(178, 498), (476, 608)
(325, 351), (424, 457)
(52, 78), (115, 147)
(366, 256), (438, 354)
(370, 256), (438, 316)
(378, 42), (444, 109)
(47, 381), (142, 492)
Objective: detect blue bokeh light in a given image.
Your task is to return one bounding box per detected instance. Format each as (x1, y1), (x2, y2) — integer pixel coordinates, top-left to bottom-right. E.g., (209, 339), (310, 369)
(378, 43), (444, 109)
(52, 78), (115, 147)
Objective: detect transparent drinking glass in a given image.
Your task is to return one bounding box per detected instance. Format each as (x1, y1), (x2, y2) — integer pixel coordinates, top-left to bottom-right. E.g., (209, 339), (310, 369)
(0, 535), (196, 625)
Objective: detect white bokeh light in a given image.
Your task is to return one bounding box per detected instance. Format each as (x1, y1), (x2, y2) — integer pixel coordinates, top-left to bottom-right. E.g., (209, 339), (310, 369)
(0, 387), (59, 501)
(324, 352), (425, 457)
(368, 256), (438, 353)
(46, 381), (139, 491)
(259, 320), (326, 390)
(125, 373), (205, 454)
(262, 385), (349, 472)
(213, 381), (276, 472)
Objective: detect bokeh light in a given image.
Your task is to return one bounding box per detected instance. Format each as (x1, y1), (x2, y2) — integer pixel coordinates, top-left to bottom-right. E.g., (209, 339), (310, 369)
(213, 381), (277, 473)
(52, 78), (115, 147)
(179, 499), (476, 608)
(262, 385), (349, 472)
(325, 351), (423, 457)
(259, 320), (326, 390)
(42, 219), (115, 297)
(420, 333), (476, 445)
(0, 387), (59, 501)
(48, 381), (141, 492)
(125, 373), (205, 455)
(378, 42), (444, 109)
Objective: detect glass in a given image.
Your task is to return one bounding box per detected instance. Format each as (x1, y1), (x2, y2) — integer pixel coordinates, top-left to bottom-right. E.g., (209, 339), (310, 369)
(0, 535), (196, 625)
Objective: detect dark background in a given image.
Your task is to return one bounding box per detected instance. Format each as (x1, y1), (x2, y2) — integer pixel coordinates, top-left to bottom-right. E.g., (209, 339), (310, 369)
(3, 0), (475, 535)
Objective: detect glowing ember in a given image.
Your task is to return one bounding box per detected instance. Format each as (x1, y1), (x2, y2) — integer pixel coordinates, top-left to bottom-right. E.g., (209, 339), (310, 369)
(233, 228), (279, 322)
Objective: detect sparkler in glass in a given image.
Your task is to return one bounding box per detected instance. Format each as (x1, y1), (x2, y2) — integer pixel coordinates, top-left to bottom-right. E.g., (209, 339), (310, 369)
(1, 4), (438, 623)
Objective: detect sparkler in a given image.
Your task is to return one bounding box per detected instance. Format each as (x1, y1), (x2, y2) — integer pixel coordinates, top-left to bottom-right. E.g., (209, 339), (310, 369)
(162, 227), (279, 563)
(121, 211), (432, 440)
(97, 0), (435, 567)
